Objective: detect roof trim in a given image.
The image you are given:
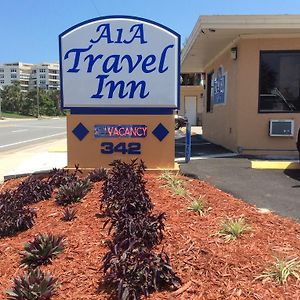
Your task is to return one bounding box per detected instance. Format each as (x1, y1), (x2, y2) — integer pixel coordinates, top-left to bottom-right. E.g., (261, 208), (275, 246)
(199, 14), (300, 28)
(181, 14), (300, 71)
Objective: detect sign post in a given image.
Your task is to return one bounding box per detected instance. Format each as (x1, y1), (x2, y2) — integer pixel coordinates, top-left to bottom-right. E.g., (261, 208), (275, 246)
(59, 16), (180, 170)
(185, 123), (191, 163)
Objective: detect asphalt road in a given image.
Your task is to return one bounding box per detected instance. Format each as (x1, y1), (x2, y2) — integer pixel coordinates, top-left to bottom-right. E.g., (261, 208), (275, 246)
(175, 132), (233, 159)
(0, 117), (66, 152)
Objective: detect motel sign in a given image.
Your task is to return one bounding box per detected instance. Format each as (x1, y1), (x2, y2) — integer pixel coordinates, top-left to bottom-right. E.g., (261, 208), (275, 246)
(59, 16), (180, 169)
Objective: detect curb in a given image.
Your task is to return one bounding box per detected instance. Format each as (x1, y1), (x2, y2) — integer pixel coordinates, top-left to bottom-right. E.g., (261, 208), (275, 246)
(48, 146), (67, 152)
(2, 162), (180, 182)
(251, 161), (300, 170)
(3, 170), (56, 182)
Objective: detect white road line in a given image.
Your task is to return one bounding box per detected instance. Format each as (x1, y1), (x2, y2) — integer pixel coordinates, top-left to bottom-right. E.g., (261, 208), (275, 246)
(11, 129), (28, 133)
(0, 132), (66, 149)
(13, 126), (66, 129)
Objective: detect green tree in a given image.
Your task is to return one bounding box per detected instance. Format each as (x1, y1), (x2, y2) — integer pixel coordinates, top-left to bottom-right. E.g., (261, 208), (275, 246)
(0, 84), (62, 117)
(21, 88), (61, 117)
(0, 82), (23, 113)
(39, 89), (57, 116)
(22, 90), (37, 116)
(47, 90), (61, 115)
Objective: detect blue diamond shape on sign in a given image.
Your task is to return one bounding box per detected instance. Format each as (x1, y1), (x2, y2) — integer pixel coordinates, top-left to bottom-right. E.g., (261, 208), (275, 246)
(152, 123), (169, 142)
(72, 122), (89, 141)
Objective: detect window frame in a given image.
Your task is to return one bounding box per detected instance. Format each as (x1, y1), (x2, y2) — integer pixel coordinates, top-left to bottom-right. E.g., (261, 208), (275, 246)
(258, 50), (300, 114)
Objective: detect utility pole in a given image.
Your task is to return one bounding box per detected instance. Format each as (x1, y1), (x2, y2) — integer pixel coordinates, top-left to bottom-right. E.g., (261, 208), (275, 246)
(37, 84), (40, 119)
(0, 86), (3, 120)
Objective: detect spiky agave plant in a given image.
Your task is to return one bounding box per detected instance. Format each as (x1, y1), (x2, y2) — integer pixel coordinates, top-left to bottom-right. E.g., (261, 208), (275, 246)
(87, 168), (107, 182)
(20, 233), (65, 269)
(56, 178), (91, 206)
(61, 207), (77, 221)
(6, 268), (58, 300)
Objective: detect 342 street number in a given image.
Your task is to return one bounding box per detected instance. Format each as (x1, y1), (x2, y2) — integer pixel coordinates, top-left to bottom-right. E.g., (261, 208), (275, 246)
(100, 142), (141, 154)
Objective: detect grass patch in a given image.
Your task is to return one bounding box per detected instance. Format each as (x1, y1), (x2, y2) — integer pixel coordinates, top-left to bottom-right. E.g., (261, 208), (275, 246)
(187, 195), (206, 216)
(218, 217), (251, 241)
(256, 257), (300, 284)
(160, 171), (186, 196)
(2, 112), (34, 119)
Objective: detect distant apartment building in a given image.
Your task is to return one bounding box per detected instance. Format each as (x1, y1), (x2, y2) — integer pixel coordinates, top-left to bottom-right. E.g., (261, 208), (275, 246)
(0, 62), (60, 92)
(29, 63), (60, 91)
(0, 62), (32, 92)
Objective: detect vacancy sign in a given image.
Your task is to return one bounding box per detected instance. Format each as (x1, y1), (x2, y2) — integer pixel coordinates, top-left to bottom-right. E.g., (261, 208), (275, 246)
(59, 16), (180, 110)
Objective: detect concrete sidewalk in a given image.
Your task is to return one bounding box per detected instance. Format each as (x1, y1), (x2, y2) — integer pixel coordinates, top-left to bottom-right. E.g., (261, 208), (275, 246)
(0, 138), (67, 181)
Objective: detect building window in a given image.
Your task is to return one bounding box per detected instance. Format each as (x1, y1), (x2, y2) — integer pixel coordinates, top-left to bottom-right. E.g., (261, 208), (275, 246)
(39, 69), (46, 73)
(11, 74), (17, 78)
(0, 69), (4, 72)
(40, 74), (46, 79)
(0, 80), (4, 84)
(259, 51), (300, 113)
(11, 69), (17, 73)
(206, 72), (214, 112)
(0, 74), (4, 78)
(181, 73), (201, 86)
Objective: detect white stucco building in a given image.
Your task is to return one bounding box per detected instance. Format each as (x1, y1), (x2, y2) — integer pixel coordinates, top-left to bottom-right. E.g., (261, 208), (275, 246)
(0, 62), (60, 92)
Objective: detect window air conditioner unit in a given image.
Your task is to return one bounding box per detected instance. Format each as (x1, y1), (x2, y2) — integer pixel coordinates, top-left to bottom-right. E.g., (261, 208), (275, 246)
(269, 120), (294, 137)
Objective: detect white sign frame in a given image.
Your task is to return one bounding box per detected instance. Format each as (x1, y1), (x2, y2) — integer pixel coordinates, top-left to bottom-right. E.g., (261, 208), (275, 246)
(59, 16), (180, 113)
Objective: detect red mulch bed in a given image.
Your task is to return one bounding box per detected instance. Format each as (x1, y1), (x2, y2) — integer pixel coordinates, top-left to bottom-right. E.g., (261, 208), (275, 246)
(1, 174), (300, 299)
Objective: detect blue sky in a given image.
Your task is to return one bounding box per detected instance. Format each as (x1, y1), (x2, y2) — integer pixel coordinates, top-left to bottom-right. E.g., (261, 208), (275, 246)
(2, 0), (300, 63)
